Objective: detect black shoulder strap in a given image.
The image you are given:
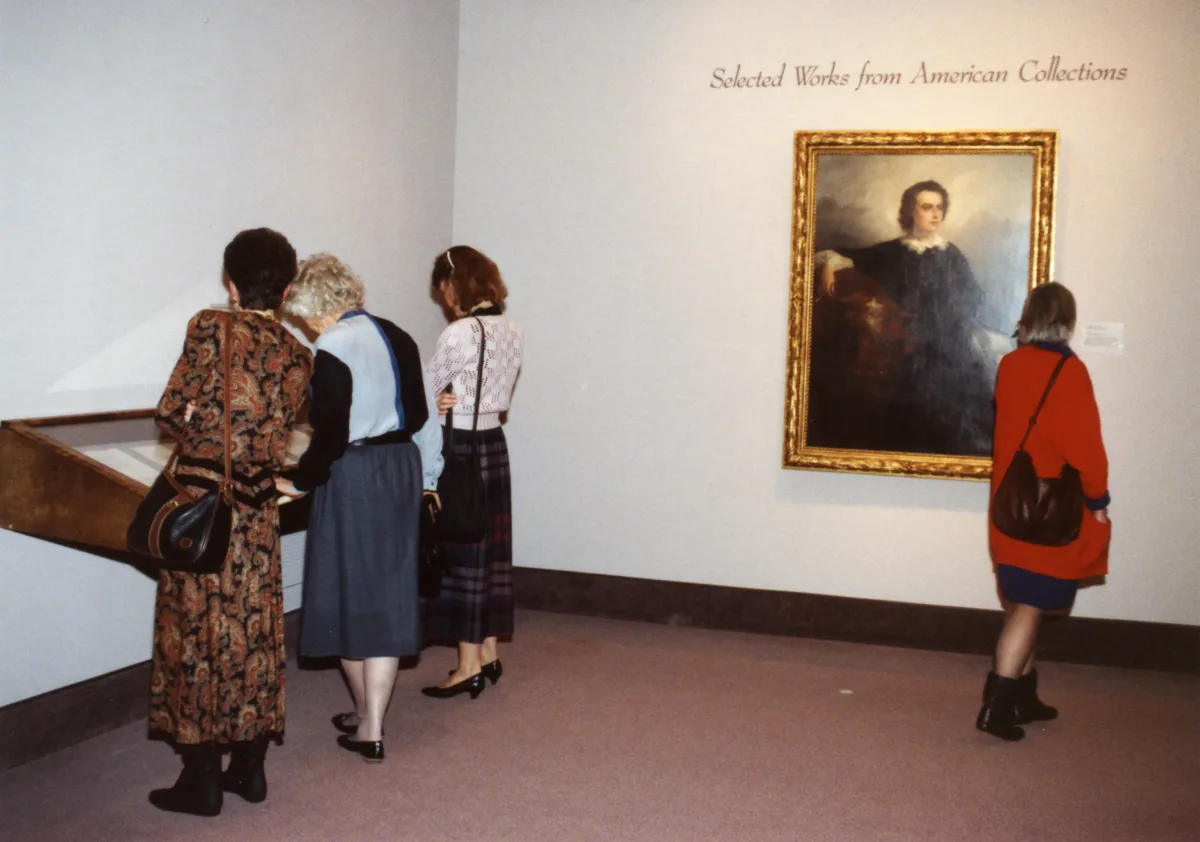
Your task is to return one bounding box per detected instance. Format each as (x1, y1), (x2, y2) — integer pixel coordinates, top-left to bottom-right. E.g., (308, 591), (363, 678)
(471, 317), (487, 432)
(1018, 355), (1070, 450)
(444, 316), (489, 441)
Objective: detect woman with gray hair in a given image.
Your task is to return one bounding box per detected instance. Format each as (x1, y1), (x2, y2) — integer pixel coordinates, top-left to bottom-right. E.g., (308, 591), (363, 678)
(275, 253), (442, 762)
(979, 282), (1111, 741)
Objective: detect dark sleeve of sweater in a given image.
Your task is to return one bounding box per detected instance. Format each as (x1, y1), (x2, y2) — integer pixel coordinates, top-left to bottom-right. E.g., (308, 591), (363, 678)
(375, 317), (430, 433)
(286, 349), (352, 492)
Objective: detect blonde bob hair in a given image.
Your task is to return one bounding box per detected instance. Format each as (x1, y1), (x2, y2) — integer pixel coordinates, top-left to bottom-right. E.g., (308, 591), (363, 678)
(1016, 281), (1076, 345)
(283, 253), (366, 319)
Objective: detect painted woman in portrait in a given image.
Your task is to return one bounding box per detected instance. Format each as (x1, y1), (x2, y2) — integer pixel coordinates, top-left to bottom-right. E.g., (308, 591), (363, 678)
(808, 180), (996, 456)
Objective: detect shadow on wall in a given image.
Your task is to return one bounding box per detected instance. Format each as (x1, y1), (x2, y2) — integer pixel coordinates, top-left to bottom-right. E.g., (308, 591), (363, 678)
(773, 466), (989, 513)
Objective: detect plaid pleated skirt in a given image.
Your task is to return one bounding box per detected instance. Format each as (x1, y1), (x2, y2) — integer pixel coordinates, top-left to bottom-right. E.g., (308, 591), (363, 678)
(424, 426), (514, 644)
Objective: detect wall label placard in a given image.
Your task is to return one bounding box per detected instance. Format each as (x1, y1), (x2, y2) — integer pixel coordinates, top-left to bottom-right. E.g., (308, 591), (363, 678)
(1078, 322), (1125, 356)
(710, 56), (1129, 92)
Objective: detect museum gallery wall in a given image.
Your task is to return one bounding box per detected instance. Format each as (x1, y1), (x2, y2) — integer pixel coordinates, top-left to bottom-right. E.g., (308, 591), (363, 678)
(3, 0), (1198, 709)
(0, 0), (459, 706)
(451, 0), (1199, 626)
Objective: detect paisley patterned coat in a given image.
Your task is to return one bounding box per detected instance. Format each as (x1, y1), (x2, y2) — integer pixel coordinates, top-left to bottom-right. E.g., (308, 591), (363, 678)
(149, 309), (310, 745)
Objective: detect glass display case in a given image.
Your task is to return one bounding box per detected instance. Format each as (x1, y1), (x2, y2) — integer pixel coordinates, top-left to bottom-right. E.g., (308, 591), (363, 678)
(0, 409), (311, 554)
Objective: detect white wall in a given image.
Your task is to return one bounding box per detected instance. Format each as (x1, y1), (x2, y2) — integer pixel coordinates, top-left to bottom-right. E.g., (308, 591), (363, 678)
(453, 0), (1200, 625)
(0, 0), (459, 706)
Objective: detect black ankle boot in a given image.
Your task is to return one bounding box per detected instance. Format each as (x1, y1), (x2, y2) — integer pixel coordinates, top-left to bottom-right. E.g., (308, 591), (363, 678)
(976, 672), (1025, 742)
(1014, 669), (1058, 724)
(149, 743), (223, 816)
(221, 736), (269, 803)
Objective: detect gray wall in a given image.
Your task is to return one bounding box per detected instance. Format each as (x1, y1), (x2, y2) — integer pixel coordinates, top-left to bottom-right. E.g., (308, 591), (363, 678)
(0, 0), (460, 706)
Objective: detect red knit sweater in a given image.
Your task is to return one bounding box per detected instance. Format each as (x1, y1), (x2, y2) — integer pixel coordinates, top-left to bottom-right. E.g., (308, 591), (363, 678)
(988, 345), (1111, 580)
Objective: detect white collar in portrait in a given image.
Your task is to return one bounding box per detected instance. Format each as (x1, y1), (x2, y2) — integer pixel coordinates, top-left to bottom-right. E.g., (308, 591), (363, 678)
(900, 234), (948, 254)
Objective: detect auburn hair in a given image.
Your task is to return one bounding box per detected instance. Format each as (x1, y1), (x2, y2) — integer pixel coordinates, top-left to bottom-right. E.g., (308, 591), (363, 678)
(430, 246), (507, 313)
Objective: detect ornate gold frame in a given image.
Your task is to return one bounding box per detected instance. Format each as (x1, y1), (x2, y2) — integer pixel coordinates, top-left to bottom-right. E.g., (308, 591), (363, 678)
(783, 130), (1058, 480)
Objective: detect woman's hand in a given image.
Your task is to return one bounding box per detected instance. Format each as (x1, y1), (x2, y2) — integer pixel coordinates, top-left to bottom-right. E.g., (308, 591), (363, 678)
(815, 251), (853, 297)
(423, 490), (441, 510)
(436, 392), (458, 415)
(274, 477), (304, 498)
(1090, 508), (1110, 524)
(183, 402), (196, 424)
(819, 261), (838, 297)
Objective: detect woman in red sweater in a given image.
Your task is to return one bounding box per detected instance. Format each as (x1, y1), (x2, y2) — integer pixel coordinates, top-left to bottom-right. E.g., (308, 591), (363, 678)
(979, 282), (1111, 741)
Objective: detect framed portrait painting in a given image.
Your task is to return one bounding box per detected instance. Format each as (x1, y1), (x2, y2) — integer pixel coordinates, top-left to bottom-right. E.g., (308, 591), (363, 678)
(782, 130), (1058, 480)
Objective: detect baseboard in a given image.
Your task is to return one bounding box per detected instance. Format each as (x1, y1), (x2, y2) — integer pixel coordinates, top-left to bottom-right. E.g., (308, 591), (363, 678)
(0, 611), (302, 772)
(0, 660), (152, 772)
(5, 573), (1196, 771)
(513, 568), (1200, 675)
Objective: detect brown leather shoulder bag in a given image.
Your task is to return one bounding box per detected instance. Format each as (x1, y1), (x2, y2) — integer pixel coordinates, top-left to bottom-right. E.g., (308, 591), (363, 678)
(991, 355), (1083, 547)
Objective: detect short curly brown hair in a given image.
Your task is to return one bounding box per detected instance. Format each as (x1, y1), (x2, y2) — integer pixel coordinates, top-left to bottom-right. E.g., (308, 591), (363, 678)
(430, 245), (508, 313)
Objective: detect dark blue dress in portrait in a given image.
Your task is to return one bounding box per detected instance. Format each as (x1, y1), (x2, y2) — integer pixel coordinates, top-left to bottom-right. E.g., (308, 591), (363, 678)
(808, 237), (995, 456)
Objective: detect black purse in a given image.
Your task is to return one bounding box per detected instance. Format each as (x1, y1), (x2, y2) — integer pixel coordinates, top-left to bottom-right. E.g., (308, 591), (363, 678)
(418, 494), (445, 598)
(991, 355), (1084, 547)
(127, 312), (235, 573)
(435, 316), (488, 543)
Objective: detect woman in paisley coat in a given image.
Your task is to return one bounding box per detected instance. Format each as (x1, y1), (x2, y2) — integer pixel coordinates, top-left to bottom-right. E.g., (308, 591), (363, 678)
(147, 228), (311, 816)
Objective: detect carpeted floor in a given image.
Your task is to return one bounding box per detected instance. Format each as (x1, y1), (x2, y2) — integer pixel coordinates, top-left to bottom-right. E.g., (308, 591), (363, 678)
(1, 610), (1197, 841)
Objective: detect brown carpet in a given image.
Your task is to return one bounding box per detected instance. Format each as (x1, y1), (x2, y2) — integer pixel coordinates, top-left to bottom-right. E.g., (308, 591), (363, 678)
(2, 610), (1197, 841)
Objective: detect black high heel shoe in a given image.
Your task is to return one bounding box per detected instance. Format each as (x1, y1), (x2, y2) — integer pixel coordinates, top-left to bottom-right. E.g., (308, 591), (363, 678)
(448, 660), (503, 686)
(336, 735), (384, 763)
(421, 673), (486, 700)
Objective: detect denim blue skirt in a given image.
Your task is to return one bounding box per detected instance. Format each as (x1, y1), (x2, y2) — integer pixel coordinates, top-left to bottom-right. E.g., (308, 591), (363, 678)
(996, 564), (1078, 611)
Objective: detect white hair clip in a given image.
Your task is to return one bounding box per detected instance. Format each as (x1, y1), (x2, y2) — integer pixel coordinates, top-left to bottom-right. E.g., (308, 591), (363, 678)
(445, 249), (455, 271)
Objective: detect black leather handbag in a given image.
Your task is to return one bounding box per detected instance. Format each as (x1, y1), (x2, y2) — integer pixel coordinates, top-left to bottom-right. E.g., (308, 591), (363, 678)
(435, 316), (488, 543)
(127, 312), (235, 573)
(418, 494), (445, 598)
(991, 355), (1084, 547)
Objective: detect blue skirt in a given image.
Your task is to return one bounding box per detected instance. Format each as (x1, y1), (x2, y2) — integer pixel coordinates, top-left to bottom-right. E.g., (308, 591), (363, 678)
(300, 441), (422, 659)
(996, 564), (1078, 611)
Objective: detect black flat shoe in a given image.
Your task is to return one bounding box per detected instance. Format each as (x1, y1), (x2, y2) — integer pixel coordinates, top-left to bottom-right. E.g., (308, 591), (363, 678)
(422, 673), (486, 700)
(332, 713), (385, 737)
(336, 735), (384, 763)
(448, 660), (503, 686)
